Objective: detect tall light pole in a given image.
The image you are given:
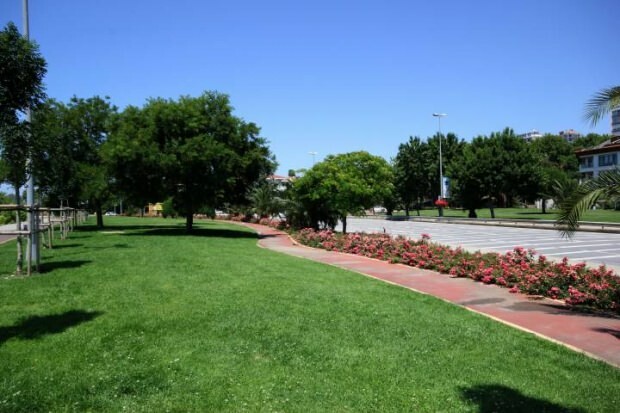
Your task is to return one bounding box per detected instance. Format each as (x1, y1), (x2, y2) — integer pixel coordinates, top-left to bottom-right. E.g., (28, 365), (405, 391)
(309, 151), (317, 166)
(23, 0), (39, 267)
(432, 113), (447, 200)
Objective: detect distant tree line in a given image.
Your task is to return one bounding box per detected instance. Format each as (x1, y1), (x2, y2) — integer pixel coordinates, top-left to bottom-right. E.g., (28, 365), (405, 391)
(1, 21), (615, 235)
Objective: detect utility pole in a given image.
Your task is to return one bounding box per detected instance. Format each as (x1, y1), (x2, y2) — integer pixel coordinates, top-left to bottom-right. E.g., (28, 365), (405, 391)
(23, 0), (39, 270)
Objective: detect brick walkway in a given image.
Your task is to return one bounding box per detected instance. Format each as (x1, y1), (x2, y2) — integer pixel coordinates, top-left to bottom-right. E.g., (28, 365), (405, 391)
(239, 223), (620, 368)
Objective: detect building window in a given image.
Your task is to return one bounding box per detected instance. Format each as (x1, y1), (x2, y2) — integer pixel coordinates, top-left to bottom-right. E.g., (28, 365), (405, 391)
(579, 156), (593, 168)
(598, 153), (618, 167)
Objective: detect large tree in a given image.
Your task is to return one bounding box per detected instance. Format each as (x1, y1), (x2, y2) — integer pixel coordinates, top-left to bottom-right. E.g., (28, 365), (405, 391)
(393, 136), (430, 216)
(103, 104), (164, 215)
(293, 151), (393, 233)
(32, 96), (117, 227)
(425, 132), (464, 201)
(0, 21), (46, 193)
(105, 91), (275, 232)
(530, 134), (579, 213)
(450, 128), (541, 217)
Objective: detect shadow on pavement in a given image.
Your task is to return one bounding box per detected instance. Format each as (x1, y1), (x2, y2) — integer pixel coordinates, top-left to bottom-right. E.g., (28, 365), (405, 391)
(506, 301), (620, 319)
(592, 327), (620, 340)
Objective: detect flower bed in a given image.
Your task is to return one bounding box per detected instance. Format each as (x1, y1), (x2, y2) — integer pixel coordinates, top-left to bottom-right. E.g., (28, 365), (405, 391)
(292, 228), (620, 314)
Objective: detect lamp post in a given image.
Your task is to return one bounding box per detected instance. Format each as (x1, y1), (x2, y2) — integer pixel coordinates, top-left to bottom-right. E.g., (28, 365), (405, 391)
(432, 113), (447, 200)
(309, 151), (317, 166)
(23, 0), (39, 269)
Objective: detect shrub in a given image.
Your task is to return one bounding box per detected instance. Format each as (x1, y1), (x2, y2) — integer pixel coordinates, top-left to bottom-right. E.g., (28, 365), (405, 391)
(291, 229), (620, 313)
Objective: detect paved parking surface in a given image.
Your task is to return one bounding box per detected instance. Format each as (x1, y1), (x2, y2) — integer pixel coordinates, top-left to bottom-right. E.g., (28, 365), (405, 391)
(341, 217), (620, 274)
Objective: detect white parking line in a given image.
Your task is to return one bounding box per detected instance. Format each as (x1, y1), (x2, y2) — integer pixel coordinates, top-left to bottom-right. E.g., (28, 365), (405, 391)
(544, 248), (620, 256)
(535, 243), (619, 250)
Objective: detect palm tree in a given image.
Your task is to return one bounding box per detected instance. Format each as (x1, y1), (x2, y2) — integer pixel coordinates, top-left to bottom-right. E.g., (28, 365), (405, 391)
(557, 170), (620, 238)
(583, 85), (620, 126)
(556, 85), (620, 238)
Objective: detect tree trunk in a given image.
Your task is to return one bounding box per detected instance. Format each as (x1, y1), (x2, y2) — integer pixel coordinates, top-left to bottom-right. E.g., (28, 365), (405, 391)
(341, 216), (347, 234)
(541, 199), (547, 214)
(405, 207), (409, 217)
(95, 200), (104, 228)
(185, 210), (194, 233)
(438, 207), (443, 217)
(489, 206), (495, 219)
(468, 208), (477, 218)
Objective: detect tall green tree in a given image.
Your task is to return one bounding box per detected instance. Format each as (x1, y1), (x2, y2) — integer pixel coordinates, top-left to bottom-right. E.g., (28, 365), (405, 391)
(32, 96), (117, 227)
(0, 21), (46, 192)
(426, 132), (464, 201)
(393, 136), (429, 216)
(106, 91), (275, 232)
(293, 151), (393, 233)
(530, 134), (579, 213)
(450, 128), (541, 217)
(103, 105), (164, 215)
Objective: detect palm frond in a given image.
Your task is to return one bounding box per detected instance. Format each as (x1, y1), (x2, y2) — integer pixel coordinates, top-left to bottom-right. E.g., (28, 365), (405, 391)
(556, 169), (620, 238)
(583, 86), (620, 127)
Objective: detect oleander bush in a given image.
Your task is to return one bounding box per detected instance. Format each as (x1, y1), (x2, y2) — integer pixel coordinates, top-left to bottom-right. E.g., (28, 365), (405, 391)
(292, 228), (620, 313)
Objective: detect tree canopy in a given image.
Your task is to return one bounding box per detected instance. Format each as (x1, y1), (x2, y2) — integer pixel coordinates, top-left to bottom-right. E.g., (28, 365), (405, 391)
(105, 91), (275, 231)
(449, 128), (542, 217)
(292, 151), (393, 233)
(0, 22), (47, 190)
(32, 96), (117, 227)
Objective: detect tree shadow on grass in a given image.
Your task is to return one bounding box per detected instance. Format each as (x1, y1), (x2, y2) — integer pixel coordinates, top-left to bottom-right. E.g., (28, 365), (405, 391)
(460, 384), (586, 413)
(122, 227), (259, 239)
(0, 310), (103, 346)
(46, 243), (83, 250)
(84, 243), (131, 250)
(39, 259), (92, 273)
(75, 220), (260, 239)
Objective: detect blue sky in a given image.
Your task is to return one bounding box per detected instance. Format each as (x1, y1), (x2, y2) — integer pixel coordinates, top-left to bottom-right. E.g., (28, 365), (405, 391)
(2, 0), (618, 175)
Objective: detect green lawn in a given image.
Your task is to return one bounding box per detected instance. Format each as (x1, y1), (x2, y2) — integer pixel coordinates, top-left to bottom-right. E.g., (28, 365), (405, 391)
(391, 207), (620, 222)
(0, 217), (618, 412)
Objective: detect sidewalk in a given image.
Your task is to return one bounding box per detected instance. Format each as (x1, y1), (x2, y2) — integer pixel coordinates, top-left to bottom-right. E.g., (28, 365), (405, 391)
(239, 223), (620, 368)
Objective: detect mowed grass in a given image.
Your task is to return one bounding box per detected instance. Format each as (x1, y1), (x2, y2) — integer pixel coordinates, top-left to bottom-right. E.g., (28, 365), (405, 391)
(392, 207), (620, 222)
(0, 217), (618, 412)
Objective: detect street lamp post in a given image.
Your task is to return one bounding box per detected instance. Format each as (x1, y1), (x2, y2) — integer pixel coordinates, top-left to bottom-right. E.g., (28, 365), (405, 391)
(23, 0), (39, 269)
(309, 151), (317, 166)
(432, 113), (447, 200)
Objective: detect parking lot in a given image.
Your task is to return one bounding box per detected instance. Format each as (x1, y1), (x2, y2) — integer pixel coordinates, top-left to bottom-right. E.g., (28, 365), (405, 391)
(341, 217), (620, 274)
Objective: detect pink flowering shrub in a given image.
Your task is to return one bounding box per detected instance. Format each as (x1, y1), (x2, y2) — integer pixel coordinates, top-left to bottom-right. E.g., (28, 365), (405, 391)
(292, 228), (620, 313)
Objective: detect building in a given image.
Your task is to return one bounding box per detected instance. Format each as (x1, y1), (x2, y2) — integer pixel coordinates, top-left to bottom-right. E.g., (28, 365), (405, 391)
(518, 129), (543, 142)
(558, 129), (581, 143)
(612, 107), (620, 139)
(575, 106), (620, 179)
(145, 202), (163, 217)
(266, 174), (294, 191)
(575, 136), (620, 179)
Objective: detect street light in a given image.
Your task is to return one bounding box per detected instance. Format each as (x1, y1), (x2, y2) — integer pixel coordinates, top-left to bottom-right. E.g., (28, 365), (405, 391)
(309, 151), (317, 165)
(432, 113), (447, 199)
(23, 0), (39, 268)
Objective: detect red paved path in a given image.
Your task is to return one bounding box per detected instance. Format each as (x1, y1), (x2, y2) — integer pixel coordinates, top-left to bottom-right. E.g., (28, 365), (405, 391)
(239, 223), (620, 368)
